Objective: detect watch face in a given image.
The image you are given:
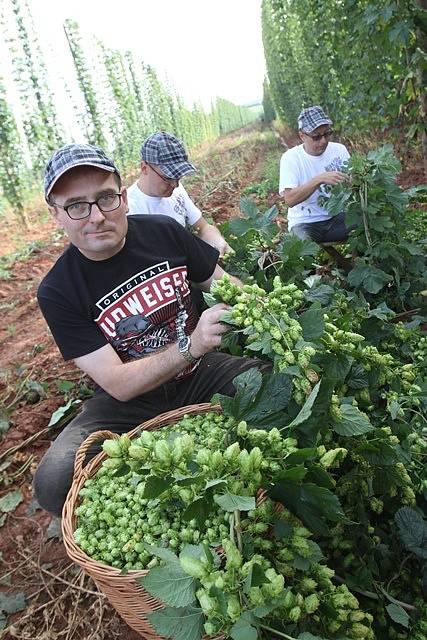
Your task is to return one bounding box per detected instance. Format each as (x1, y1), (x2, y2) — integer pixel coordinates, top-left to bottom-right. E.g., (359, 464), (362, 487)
(178, 336), (189, 351)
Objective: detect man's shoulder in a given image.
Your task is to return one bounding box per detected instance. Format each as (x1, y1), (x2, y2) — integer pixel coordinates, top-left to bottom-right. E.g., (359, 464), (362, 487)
(126, 181), (147, 206)
(127, 213), (180, 225)
(281, 144), (304, 165)
(127, 213), (185, 234)
(327, 141), (349, 156)
(282, 144), (303, 158)
(37, 246), (73, 295)
(126, 181), (139, 194)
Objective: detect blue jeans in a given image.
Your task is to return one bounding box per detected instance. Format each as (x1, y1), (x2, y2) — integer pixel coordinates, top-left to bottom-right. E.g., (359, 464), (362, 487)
(291, 212), (353, 243)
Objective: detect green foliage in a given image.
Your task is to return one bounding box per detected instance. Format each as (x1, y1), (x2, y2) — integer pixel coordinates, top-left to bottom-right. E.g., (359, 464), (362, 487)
(0, 75), (29, 224)
(323, 145), (427, 310)
(64, 19), (107, 148)
(220, 197), (319, 288)
(261, 0), (426, 148)
(8, 0), (63, 175)
(75, 245), (426, 639)
(262, 77), (276, 123)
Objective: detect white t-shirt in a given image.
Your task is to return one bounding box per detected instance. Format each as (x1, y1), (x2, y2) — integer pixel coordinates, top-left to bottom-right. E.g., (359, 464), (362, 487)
(279, 142), (350, 230)
(126, 182), (202, 227)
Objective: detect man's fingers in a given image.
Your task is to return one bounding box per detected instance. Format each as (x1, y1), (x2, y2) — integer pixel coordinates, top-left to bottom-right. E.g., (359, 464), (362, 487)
(213, 322), (229, 335)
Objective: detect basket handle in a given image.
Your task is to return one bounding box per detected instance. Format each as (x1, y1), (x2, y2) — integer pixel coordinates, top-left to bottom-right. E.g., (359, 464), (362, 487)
(73, 430), (119, 480)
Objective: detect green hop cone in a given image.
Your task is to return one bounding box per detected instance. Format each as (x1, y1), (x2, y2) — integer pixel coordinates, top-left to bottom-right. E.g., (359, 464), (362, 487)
(223, 539), (242, 569)
(288, 605), (301, 622)
(180, 555), (207, 580)
(224, 442), (241, 462)
(154, 440), (171, 463)
(226, 594), (241, 621)
(128, 444), (148, 461)
(102, 439), (122, 458)
(102, 457), (123, 469)
(320, 447), (348, 469)
(304, 593), (320, 613)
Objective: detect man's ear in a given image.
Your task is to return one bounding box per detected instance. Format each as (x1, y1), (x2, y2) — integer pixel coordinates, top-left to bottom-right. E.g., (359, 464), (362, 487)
(298, 131), (305, 142)
(121, 186), (129, 212)
(47, 203), (65, 229)
(140, 161), (149, 175)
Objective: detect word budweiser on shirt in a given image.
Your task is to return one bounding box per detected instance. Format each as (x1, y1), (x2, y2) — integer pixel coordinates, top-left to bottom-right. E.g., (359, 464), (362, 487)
(96, 263), (189, 338)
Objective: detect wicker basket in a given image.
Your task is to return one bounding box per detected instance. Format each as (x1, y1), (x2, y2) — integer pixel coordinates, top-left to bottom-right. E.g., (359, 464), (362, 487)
(62, 403), (223, 640)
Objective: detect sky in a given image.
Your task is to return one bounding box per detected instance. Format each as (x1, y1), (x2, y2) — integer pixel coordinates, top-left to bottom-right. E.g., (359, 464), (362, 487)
(26, 0), (266, 109)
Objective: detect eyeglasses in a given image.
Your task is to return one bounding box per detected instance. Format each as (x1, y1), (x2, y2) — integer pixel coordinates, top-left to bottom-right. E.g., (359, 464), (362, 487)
(305, 130), (333, 142)
(51, 192), (123, 220)
(149, 164), (178, 184)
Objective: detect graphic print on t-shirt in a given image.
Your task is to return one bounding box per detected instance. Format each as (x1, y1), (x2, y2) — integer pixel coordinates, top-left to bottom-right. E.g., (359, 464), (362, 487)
(174, 193), (190, 225)
(94, 261), (198, 365)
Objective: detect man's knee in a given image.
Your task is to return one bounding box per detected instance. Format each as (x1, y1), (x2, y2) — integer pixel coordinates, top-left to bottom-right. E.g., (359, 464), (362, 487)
(33, 448), (75, 518)
(32, 411), (102, 517)
(291, 224), (320, 242)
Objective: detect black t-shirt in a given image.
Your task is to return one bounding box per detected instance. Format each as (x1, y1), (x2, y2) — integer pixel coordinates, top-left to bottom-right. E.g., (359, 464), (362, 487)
(37, 215), (219, 363)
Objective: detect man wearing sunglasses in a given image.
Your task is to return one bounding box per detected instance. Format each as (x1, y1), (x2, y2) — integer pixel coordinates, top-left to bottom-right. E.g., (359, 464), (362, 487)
(127, 131), (231, 258)
(279, 106), (352, 243)
(34, 143), (262, 517)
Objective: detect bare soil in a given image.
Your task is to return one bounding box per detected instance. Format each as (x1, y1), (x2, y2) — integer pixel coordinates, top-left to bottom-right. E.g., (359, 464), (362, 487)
(0, 125), (423, 639)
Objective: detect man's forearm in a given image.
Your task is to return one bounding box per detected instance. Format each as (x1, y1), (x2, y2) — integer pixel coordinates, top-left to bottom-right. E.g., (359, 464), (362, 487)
(74, 303), (232, 403)
(199, 223), (224, 247)
(282, 176), (320, 207)
(75, 342), (190, 402)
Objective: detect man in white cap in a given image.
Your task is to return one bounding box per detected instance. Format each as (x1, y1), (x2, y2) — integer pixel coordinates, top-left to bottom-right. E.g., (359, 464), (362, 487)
(34, 142), (263, 517)
(127, 131), (231, 257)
(279, 106), (352, 243)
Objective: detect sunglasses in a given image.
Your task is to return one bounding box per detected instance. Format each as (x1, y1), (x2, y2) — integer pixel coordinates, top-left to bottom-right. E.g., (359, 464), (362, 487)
(305, 130), (333, 142)
(149, 164), (178, 184)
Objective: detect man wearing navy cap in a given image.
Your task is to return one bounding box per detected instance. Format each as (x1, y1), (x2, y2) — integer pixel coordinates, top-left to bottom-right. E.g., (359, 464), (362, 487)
(279, 106), (352, 243)
(127, 131), (231, 257)
(34, 142), (262, 517)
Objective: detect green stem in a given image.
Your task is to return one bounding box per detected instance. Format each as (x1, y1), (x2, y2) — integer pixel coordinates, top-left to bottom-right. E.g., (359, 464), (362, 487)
(234, 509), (243, 554)
(360, 182), (372, 248)
(229, 513), (235, 544)
(258, 624), (297, 640)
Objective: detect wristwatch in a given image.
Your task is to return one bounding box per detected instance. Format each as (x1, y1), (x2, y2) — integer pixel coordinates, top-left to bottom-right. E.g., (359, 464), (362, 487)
(178, 335), (198, 364)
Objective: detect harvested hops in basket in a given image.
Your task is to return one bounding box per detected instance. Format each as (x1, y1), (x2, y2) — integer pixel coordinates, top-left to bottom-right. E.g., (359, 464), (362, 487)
(62, 403), (227, 639)
(62, 401), (375, 640)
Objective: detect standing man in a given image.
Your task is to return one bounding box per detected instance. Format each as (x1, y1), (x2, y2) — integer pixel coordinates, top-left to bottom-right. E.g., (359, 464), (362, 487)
(279, 106), (351, 243)
(34, 143), (261, 517)
(127, 131), (231, 257)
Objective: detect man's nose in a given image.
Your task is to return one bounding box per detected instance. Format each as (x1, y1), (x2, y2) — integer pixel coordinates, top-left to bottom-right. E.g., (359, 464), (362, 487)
(89, 203), (106, 221)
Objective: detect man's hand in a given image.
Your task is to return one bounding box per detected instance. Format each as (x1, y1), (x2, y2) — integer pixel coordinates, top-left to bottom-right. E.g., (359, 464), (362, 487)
(283, 171), (349, 207)
(317, 171), (348, 186)
(215, 236), (233, 259)
(190, 303), (230, 358)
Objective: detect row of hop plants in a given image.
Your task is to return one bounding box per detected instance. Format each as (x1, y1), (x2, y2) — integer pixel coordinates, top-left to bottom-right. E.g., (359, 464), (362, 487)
(261, 0), (426, 156)
(0, 0), (259, 226)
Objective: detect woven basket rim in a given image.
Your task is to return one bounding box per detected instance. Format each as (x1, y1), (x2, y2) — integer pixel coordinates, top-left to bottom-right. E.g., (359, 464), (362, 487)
(61, 402), (221, 575)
